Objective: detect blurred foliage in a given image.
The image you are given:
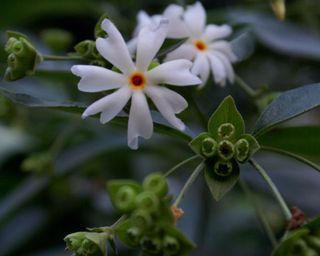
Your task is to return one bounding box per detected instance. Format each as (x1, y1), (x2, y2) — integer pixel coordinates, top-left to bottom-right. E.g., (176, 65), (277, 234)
(0, 0), (320, 256)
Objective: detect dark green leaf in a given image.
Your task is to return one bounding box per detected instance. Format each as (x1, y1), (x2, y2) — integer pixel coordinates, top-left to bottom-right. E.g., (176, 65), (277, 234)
(208, 96), (245, 141)
(253, 84), (320, 137)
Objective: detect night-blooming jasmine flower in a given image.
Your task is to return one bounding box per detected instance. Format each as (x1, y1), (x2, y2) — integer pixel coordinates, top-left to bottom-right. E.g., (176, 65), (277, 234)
(165, 2), (237, 88)
(71, 19), (201, 149)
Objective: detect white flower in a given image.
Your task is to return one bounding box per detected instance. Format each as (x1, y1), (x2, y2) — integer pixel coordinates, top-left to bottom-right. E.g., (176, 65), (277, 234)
(71, 19), (201, 149)
(164, 2), (237, 88)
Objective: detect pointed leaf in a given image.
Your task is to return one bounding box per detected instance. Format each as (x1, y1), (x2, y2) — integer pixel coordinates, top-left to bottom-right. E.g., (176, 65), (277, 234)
(208, 96), (245, 141)
(253, 84), (320, 137)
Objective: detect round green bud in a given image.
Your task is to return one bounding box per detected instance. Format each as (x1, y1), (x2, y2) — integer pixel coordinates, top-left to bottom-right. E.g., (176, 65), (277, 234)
(135, 191), (160, 212)
(214, 160), (233, 177)
(7, 53), (19, 69)
(5, 37), (18, 53)
(114, 186), (137, 212)
(163, 235), (180, 255)
(12, 41), (24, 56)
(143, 173), (168, 198)
(218, 140), (235, 161)
(82, 238), (98, 254)
(74, 40), (95, 59)
(201, 137), (217, 157)
(141, 236), (162, 254)
(218, 123), (235, 139)
(235, 138), (250, 162)
(132, 209), (153, 228)
(126, 227), (142, 247)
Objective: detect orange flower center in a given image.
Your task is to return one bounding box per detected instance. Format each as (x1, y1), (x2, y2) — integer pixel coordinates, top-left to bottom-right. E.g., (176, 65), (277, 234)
(194, 39), (208, 51)
(129, 72), (145, 90)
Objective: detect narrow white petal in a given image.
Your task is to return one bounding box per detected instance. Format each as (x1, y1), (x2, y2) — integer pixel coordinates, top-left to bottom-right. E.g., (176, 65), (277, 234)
(145, 85), (185, 130)
(134, 10), (152, 36)
(191, 54), (210, 88)
(204, 24), (232, 42)
(82, 86), (131, 122)
(208, 53), (227, 86)
(184, 2), (206, 37)
(136, 19), (169, 71)
(209, 40), (237, 62)
(128, 91), (153, 149)
(71, 65), (125, 92)
(127, 38), (138, 56)
(213, 52), (235, 83)
(145, 85), (187, 113)
(164, 44), (196, 61)
(163, 4), (190, 38)
(147, 59), (201, 86)
(96, 19), (135, 75)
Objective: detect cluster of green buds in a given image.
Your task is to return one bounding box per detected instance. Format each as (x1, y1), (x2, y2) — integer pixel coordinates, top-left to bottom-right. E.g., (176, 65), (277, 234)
(64, 231), (108, 256)
(107, 173), (195, 256)
(74, 14), (108, 67)
(4, 31), (42, 81)
(190, 96), (259, 201)
(274, 216), (320, 256)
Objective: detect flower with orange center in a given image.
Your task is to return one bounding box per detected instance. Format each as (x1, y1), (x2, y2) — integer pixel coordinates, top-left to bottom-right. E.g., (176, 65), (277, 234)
(194, 39), (208, 52)
(72, 19), (201, 149)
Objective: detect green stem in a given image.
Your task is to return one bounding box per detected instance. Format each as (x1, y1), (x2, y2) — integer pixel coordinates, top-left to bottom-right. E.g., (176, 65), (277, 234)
(173, 161), (205, 207)
(249, 158), (292, 221)
(164, 155), (201, 177)
(239, 179), (277, 248)
(235, 74), (260, 98)
(260, 146), (320, 172)
(43, 54), (84, 61)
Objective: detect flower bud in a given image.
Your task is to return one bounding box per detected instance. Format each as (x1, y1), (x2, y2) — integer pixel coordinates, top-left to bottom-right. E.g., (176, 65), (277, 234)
(218, 140), (235, 161)
(126, 227), (142, 247)
(141, 236), (162, 254)
(143, 173), (168, 198)
(64, 231), (107, 256)
(235, 138), (250, 162)
(132, 209), (153, 229)
(114, 186), (138, 212)
(163, 235), (180, 255)
(75, 40), (100, 59)
(135, 191), (159, 212)
(201, 137), (217, 157)
(218, 123), (235, 139)
(214, 160), (233, 177)
(271, 0), (286, 21)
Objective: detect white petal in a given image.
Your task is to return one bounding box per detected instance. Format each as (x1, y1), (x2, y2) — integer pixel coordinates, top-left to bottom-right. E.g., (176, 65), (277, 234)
(82, 86), (131, 122)
(96, 19), (135, 75)
(209, 40), (237, 62)
(213, 52), (235, 83)
(164, 43), (196, 61)
(204, 24), (232, 42)
(191, 53), (210, 88)
(145, 85), (187, 113)
(147, 59), (201, 86)
(184, 2), (206, 37)
(163, 4), (190, 38)
(145, 85), (186, 130)
(127, 37), (138, 56)
(208, 53), (227, 86)
(71, 65), (125, 92)
(136, 19), (169, 71)
(128, 91), (153, 149)
(134, 10), (152, 36)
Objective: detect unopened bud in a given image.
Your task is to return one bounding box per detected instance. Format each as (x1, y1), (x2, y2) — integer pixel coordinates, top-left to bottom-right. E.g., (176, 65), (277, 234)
(143, 173), (168, 198)
(201, 137), (217, 157)
(271, 0), (286, 21)
(218, 140), (235, 161)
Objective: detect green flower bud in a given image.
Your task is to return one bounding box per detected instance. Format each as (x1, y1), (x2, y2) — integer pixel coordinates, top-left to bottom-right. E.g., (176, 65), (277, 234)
(64, 231), (107, 256)
(201, 137), (217, 157)
(163, 235), (180, 255)
(217, 140), (235, 161)
(214, 160), (233, 177)
(114, 186), (137, 212)
(7, 53), (20, 69)
(41, 28), (74, 52)
(141, 236), (162, 254)
(135, 191), (160, 212)
(218, 123), (235, 139)
(12, 40), (24, 56)
(143, 173), (168, 198)
(75, 40), (99, 59)
(132, 209), (153, 229)
(126, 227), (142, 247)
(235, 138), (250, 162)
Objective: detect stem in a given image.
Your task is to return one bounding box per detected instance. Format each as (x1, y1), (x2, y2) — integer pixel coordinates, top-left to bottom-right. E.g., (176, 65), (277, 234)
(164, 155), (201, 177)
(43, 54), (84, 61)
(239, 179), (277, 248)
(235, 74), (259, 98)
(249, 158), (292, 221)
(173, 161), (205, 207)
(111, 215), (127, 229)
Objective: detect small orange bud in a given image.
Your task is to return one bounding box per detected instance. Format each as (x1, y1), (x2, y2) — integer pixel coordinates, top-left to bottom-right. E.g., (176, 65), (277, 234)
(171, 206), (184, 223)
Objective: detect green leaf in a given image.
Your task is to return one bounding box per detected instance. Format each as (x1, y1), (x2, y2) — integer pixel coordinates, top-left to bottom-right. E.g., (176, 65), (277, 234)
(95, 13), (109, 38)
(208, 96), (245, 141)
(204, 158), (240, 201)
(156, 38), (188, 59)
(253, 84), (320, 137)
(189, 132), (211, 156)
